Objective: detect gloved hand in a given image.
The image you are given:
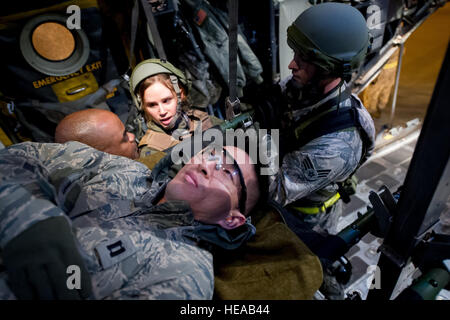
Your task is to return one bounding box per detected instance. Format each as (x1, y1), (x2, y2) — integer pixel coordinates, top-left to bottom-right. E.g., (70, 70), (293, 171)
(2, 216), (92, 300)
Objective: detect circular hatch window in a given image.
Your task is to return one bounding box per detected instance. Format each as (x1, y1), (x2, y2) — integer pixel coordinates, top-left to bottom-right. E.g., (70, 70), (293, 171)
(31, 22), (76, 61)
(20, 14), (90, 76)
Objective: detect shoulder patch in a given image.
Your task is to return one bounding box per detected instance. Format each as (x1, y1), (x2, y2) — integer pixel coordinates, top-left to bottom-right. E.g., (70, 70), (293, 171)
(95, 235), (137, 270)
(301, 155), (330, 181)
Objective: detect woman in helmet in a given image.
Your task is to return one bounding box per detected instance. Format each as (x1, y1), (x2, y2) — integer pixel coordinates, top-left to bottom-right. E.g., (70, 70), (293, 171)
(129, 59), (222, 159)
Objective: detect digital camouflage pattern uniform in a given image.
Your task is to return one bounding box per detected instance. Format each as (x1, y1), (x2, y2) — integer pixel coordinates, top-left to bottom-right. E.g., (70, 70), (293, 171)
(269, 78), (376, 235)
(0, 141), (255, 299)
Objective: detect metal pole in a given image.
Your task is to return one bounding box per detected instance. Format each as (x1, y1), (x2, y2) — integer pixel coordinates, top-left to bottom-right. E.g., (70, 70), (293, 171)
(389, 43), (405, 128)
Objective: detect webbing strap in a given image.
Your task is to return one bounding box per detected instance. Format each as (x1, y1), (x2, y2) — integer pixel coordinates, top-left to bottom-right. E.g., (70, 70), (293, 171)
(228, 0), (238, 102)
(139, 0), (167, 60)
(169, 74), (181, 96)
(225, 0), (241, 121)
(295, 106), (358, 148)
(129, 0), (140, 66)
(289, 85), (354, 150)
(291, 192), (341, 215)
(294, 106), (337, 140)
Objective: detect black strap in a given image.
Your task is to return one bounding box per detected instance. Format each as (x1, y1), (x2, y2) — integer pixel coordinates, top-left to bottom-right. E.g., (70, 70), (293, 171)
(129, 0), (140, 67)
(295, 106), (358, 149)
(294, 96), (372, 167)
(224, 0), (242, 121)
(228, 0), (238, 102)
(174, 6), (205, 62)
(139, 0), (167, 60)
(301, 83), (352, 121)
(281, 85), (352, 154)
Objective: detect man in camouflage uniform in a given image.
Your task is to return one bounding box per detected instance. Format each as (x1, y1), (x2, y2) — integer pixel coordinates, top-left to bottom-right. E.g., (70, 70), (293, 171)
(55, 108), (140, 160)
(268, 3), (376, 236)
(0, 141), (259, 299)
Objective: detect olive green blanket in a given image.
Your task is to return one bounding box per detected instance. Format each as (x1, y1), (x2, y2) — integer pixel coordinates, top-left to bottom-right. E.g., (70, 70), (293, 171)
(213, 207), (323, 300)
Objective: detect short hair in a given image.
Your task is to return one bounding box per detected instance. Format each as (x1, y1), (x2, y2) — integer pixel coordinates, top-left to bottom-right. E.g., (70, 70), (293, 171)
(54, 109), (109, 151)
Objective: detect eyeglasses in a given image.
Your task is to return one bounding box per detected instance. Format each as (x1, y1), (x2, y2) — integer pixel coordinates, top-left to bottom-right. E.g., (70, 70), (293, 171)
(201, 145), (247, 214)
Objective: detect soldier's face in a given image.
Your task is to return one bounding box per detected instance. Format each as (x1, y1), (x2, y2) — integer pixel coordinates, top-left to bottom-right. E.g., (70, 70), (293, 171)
(288, 52), (317, 86)
(142, 82), (178, 129)
(100, 114), (139, 159)
(165, 146), (253, 226)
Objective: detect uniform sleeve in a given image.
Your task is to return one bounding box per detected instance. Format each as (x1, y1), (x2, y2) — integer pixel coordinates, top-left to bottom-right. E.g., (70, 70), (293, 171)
(0, 143), (68, 248)
(269, 129), (363, 206)
(237, 33), (264, 84)
(92, 231), (215, 300)
(0, 141), (137, 248)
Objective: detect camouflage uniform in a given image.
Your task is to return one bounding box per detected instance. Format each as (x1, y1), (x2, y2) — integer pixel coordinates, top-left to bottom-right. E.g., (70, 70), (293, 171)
(182, 0), (263, 97)
(178, 51), (222, 109)
(269, 78), (375, 234)
(138, 109), (223, 158)
(0, 141), (255, 299)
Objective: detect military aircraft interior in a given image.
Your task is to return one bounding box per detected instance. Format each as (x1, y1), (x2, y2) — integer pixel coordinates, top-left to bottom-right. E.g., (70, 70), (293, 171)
(0, 0), (449, 302)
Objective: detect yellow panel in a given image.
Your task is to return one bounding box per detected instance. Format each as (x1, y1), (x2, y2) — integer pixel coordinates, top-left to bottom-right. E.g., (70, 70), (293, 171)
(0, 125), (13, 147)
(105, 87), (118, 99)
(51, 71), (98, 102)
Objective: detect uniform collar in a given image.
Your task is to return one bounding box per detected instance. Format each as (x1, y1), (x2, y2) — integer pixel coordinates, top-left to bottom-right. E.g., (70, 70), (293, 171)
(147, 112), (190, 134)
(137, 198), (256, 250)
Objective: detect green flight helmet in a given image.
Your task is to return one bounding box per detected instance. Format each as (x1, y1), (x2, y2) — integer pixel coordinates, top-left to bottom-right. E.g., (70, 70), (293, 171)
(129, 58), (190, 111)
(287, 2), (370, 80)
